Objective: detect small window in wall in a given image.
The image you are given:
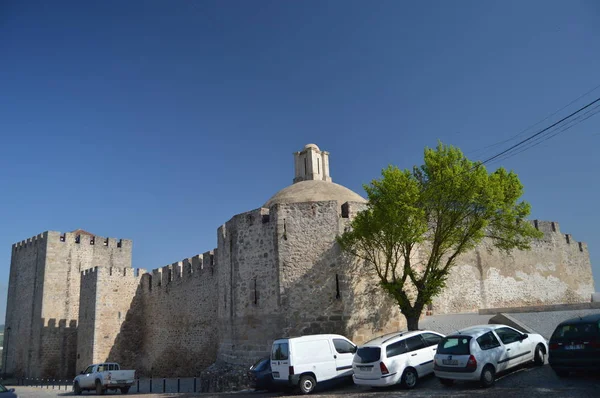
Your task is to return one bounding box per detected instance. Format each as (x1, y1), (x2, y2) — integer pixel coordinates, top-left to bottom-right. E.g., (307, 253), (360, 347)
(304, 157), (307, 175)
(118, 312), (121, 320)
(317, 157), (320, 174)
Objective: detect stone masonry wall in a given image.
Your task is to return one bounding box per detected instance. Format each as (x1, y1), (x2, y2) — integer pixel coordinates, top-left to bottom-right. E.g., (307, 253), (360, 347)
(134, 252), (219, 377)
(3, 233), (47, 378)
(216, 208), (282, 365)
(76, 267), (145, 373)
(432, 220), (595, 314)
(3, 230), (133, 379)
(77, 268), (98, 373)
(276, 201), (404, 346)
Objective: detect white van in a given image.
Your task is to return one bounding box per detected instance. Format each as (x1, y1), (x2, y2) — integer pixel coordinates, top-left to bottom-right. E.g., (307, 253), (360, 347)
(271, 334), (357, 394)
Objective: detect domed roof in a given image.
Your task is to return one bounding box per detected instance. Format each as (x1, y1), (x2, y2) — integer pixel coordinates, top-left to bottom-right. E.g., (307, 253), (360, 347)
(264, 180), (366, 208)
(304, 143), (320, 150)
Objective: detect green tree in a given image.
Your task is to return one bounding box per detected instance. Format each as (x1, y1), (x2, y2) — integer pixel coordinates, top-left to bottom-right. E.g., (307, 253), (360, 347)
(337, 143), (542, 330)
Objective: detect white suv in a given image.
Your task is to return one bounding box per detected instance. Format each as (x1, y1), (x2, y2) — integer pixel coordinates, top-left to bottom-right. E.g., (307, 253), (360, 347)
(352, 330), (444, 389)
(433, 324), (547, 388)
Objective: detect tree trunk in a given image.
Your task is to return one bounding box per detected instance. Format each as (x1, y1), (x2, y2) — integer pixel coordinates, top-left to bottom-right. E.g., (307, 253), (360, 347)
(406, 314), (419, 331)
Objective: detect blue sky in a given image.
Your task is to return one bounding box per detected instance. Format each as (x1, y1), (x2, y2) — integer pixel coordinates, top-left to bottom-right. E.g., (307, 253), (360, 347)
(1, 0), (599, 323)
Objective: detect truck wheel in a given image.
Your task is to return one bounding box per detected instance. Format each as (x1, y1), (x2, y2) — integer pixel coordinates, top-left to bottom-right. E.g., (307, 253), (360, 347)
(120, 386), (130, 394)
(95, 379), (105, 395)
(299, 375), (316, 394)
(73, 381), (82, 395)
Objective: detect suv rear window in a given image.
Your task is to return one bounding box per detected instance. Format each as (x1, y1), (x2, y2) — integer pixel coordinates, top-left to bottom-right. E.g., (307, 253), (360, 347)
(552, 323), (599, 340)
(355, 347), (381, 363)
(437, 336), (472, 355)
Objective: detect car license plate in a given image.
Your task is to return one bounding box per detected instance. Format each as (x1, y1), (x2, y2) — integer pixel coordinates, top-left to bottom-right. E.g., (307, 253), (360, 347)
(272, 372), (280, 378)
(565, 344), (584, 350)
(357, 366), (371, 372)
(442, 359), (458, 365)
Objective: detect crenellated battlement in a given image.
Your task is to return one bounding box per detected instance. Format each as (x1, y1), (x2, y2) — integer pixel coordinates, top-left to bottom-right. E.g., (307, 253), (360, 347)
(531, 219), (587, 252)
(80, 266), (146, 278)
(144, 250), (216, 290)
(12, 232), (48, 251)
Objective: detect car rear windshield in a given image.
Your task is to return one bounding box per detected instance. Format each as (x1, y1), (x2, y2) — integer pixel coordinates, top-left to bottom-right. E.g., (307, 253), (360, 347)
(355, 347), (381, 363)
(437, 336), (472, 355)
(552, 323), (600, 340)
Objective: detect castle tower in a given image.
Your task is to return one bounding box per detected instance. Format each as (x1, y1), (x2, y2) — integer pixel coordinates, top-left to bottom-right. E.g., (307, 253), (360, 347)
(3, 230), (132, 379)
(293, 143), (332, 183)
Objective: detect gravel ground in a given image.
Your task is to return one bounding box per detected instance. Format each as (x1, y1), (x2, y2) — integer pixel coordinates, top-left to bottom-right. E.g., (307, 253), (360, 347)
(13, 363), (600, 398)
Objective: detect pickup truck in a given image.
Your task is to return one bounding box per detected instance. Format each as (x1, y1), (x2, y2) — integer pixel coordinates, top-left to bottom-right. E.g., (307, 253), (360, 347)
(73, 362), (136, 395)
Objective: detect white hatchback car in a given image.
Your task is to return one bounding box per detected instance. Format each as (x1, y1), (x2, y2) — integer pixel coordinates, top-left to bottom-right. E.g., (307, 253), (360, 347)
(352, 330), (445, 389)
(433, 324), (547, 388)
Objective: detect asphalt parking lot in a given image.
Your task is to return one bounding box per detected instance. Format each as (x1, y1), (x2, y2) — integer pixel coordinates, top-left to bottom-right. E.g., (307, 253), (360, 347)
(11, 364), (600, 398)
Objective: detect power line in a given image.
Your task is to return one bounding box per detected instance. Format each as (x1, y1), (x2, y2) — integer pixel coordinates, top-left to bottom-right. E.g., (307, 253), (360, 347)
(467, 83), (600, 159)
(480, 96), (600, 166)
(488, 103), (600, 166)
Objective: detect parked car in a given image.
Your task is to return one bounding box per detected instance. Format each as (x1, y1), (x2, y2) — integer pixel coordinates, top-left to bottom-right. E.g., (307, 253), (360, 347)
(548, 313), (600, 377)
(352, 330), (444, 389)
(0, 384), (17, 398)
(433, 324), (547, 388)
(248, 357), (274, 391)
(73, 362), (136, 395)
(271, 334), (357, 394)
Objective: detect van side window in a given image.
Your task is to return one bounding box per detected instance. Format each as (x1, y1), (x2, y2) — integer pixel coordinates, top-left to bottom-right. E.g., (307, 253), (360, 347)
(476, 332), (501, 350)
(405, 336), (426, 352)
(271, 343), (289, 360)
(333, 339), (356, 354)
(98, 364), (105, 372)
(386, 340), (408, 358)
(421, 333), (442, 347)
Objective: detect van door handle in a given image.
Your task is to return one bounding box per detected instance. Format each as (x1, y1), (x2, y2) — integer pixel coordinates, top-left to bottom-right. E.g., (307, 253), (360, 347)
(411, 353), (417, 357)
(507, 348), (511, 351)
(334, 355), (337, 359)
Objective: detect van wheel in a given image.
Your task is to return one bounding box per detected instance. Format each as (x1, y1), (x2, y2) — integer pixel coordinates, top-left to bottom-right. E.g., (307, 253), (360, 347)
(299, 375), (316, 394)
(480, 365), (495, 388)
(439, 378), (454, 387)
(401, 367), (418, 389)
(95, 379), (105, 395)
(73, 381), (82, 395)
(534, 344), (545, 366)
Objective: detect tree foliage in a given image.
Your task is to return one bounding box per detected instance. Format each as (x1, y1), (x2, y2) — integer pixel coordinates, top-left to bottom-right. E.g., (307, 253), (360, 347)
(336, 143), (542, 330)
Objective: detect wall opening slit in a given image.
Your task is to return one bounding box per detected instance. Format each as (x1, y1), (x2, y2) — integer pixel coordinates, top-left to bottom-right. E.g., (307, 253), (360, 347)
(335, 273), (341, 299)
(254, 277), (258, 305)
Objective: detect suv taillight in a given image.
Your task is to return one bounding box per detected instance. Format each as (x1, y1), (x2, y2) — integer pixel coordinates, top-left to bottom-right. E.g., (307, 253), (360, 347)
(380, 362), (389, 375)
(466, 355), (477, 369)
(549, 342), (559, 350)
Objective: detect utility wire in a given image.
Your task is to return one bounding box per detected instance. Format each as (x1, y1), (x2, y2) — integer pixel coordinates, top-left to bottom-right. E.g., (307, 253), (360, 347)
(467, 83), (600, 159)
(479, 96), (600, 166)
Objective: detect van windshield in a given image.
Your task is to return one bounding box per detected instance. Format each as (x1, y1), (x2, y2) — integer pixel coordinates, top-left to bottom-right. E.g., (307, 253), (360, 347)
(354, 347), (381, 363)
(271, 342), (289, 360)
(552, 323), (599, 340)
(437, 336), (472, 355)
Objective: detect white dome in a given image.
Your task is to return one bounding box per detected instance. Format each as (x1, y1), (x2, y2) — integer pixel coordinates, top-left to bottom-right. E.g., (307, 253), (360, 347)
(264, 180), (366, 207)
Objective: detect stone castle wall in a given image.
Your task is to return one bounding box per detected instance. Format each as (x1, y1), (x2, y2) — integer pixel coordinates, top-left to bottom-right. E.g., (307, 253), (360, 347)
(433, 220), (595, 314)
(3, 233), (47, 378)
(3, 231), (132, 378)
(77, 267), (145, 373)
(3, 212), (596, 380)
(216, 207), (283, 365)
